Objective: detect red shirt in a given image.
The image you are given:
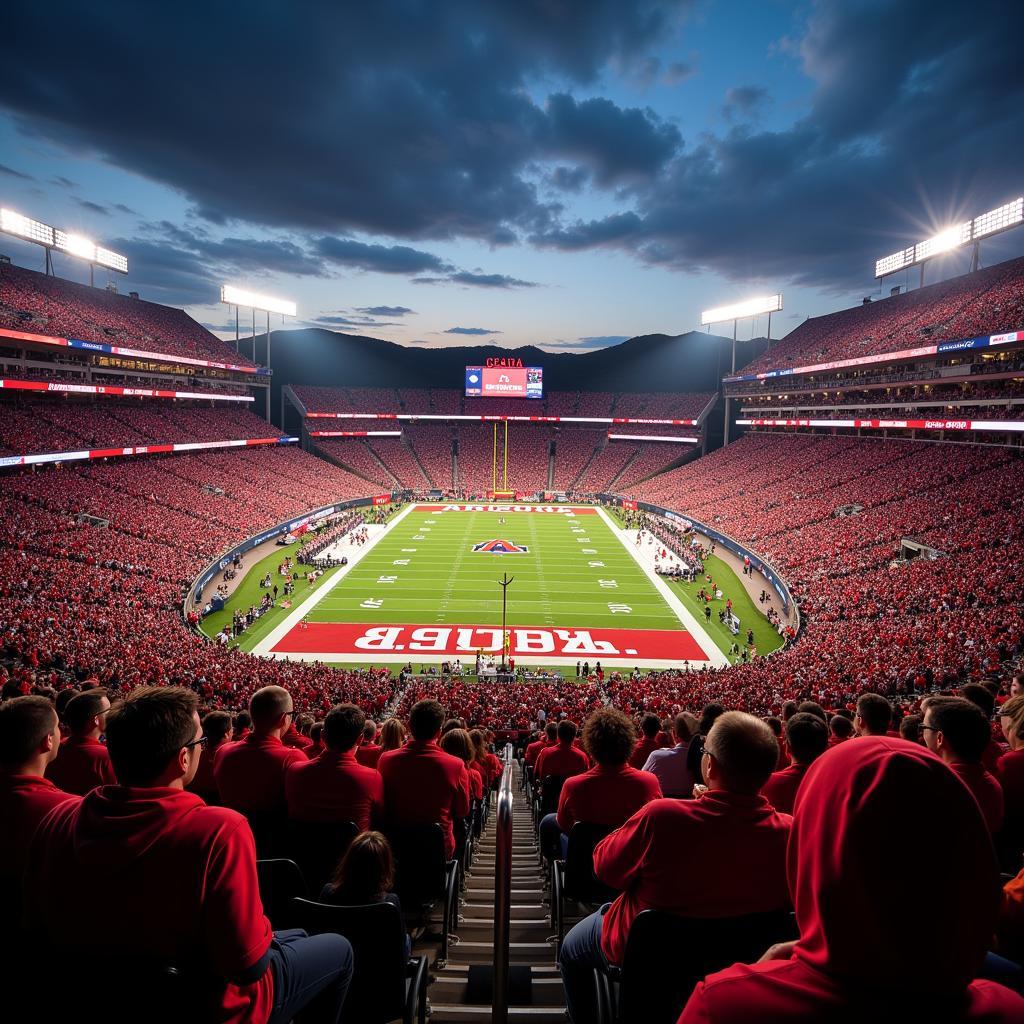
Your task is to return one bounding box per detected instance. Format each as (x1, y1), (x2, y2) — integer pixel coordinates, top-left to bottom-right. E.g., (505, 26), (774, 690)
(996, 749), (1024, 822)
(355, 743), (383, 769)
(525, 738), (553, 767)
(378, 739), (471, 858)
(0, 772), (79, 878)
(761, 763), (811, 815)
(214, 734), (308, 815)
(284, 748), (384, 830)
(282, 725), (313, 751)
(629, 736), (661, 770)
(596, 792), (792, 964)
(949, 761), (1004, 835)
(45, 734), (117, 795)
(24, 787), (274, 1024)
(188, 740), (230, 804)
(468, 764), (485, 801)
(557, 764), (662, 833)
(535, 742), (590, 781)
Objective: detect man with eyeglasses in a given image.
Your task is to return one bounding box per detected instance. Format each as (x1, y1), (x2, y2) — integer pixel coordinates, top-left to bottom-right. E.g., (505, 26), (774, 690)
(23, 686), (353, 1023)
(214, 685), (308, 817)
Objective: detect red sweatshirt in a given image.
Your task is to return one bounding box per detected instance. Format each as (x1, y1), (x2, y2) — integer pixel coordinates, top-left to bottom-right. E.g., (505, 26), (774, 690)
(45, 734), (116, 795)
(525, 738), (553, 767)
(948, 761), (1003, 835)
(355, 743), (382, 769)
(628, 736), (661, 770)
(596, 792), (791, 964)
(378, 739), (471, 858)
(0, 772), (79, 878)
(24, 786), (274, 1023)
(761, 762), (811, 815)
(535, 741), (590, 781)
(284, 748), (384, 830)
(556, 763), (662, 833)
(680, 738), (1024, 1023)
(996, 748), (1024, 822)
(214, 734), (307, 815)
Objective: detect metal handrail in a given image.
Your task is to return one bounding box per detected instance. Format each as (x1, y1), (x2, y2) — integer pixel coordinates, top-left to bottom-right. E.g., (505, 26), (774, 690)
(492, 743), (514, 1024)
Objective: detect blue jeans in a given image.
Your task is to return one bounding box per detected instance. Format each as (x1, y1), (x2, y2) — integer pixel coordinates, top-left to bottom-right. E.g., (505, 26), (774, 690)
(539, 813), (568, 860)
(267, 928), (354, 1024)
(558, 905), (610, 1023)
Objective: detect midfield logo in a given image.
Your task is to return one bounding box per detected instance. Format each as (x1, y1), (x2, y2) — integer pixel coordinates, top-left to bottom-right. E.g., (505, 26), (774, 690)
(472, 539), (529, 555)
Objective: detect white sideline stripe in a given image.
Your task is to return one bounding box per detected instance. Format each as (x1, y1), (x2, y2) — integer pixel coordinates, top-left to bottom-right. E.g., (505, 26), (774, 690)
(596, 507), (728, 668)
(251, 503), (418, 656)
(262, 653), (704, 670)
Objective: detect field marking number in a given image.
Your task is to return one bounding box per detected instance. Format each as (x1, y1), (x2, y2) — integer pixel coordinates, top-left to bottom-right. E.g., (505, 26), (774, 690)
(608, 603), (632, 614)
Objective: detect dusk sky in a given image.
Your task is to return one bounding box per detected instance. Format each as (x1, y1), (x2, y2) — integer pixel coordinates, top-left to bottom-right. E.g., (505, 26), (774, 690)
(1, 1), (1022, 353)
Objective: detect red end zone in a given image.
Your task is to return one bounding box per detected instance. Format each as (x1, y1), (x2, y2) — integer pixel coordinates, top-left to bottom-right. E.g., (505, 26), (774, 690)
(414, 504), (597, 514)
(271, 622), (709, 661)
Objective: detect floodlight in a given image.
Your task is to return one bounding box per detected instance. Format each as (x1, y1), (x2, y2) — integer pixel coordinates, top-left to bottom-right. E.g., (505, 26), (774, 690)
(55, 230), (97, 261)
(974, 197), (1023, 239)
(701, 294), (782, 325)
(95, 246), (129, 273)
(874, 247), (915, 279)
(915, 222), (971, 262)
(221, 284), (297, 317)
(1, 208), (54, 246)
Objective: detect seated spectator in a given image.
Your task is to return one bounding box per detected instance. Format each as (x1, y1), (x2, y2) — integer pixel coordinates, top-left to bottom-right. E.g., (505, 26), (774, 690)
(962, 683), (1004, 773)
(214, 686), (308, 817)
(308, 722), (325, 759)
(0, 695), (79, 881)
(285, 703), (384, 830)
(854, 693), (892, 737)
(762, 713), (829, 815)
(355, 720), (382, 768)
(559, 712), (790, 1023)
(996, 695), (1024, 868)
(899, 714), (923, 743)
(525, 723), (557, 768)
(629, 713), (663, 769)
(828, 715), (854, 745)
(922, 698), (1003, 835)
(187, 709), (233, 804)
(680, 737), (1024, 1023)
(378, 700), (470, 859)
(440, 728), (484, 800)
(379, 717), (406, 754)
(535, 720), (589, 784)
(764, 717), (790, 769)
(23, 686), (353, 1024)
(471, 728), (503, 785)
(642, 712), (698, 798)
(319, 830), (411, 957)
(686, 703), (726, 782)
(45, 689), (116, 795)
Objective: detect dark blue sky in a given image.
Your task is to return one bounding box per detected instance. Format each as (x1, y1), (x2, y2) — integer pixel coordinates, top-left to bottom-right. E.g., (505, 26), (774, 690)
(1, 0), (1022, 351)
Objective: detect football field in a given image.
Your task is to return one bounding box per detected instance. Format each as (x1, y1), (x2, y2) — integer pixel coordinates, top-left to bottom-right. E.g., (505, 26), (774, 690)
(254, 504), (727, 668)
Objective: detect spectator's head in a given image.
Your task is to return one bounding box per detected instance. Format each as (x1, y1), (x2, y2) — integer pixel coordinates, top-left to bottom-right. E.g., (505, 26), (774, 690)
(764, 716), (783, 740)
(998, 695), (1024, 751)
(295, 713), (314, 736)
(698, 702), (726, 737)
(545, 722), (558, 742)
(54, 688), (80, 723)
(310, 722), (323, 747)
(785, 713), (829, 767)
(797, 701), (828, 724)
(1011, 672), (1023, 699)
(960, 683), (995, 720)
(556, 720), (577, 744)
(673, 713), (696, 743)
(468, 729), (488, 765)
(233, 711), (252, 734)
(249, 686), (294, 737)
(703, 712), (779, 796)
(362, 720), (378, 744)
(63, 689), (110, 739)
(0, 695), (60, 772)
(829, 715), (854, 742)
(788, 738), (999, 993)
(899, 714), (922, 744)
(781, 700), (799, 722)
(922, 698), (991, 766)
(200, 710), (233, 749)
(329, 831), (395, 902)
(324, 703), (366, 752)
(583, 708), (636, 768)
(380, 718), (406, 752)
(440, 728), (473, 766)
(855, 693), (892, 736)
(640, 713), (661, 739)
(105, 687), (202, 788)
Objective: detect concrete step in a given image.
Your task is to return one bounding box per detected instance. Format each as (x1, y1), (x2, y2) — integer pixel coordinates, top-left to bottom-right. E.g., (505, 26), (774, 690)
(429, 1005), (567, 1023)
(462, 902), (545, 920)
(430, 966), (567, 1007)
(452, 940), (556, 965)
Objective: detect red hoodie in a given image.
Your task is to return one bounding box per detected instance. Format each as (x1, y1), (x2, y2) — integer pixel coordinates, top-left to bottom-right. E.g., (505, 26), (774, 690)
(680, 738), (1024, 1023)
(24, 786), (274, 1023)
(0, 772), (78, 878)
(45, 734), (116, 795)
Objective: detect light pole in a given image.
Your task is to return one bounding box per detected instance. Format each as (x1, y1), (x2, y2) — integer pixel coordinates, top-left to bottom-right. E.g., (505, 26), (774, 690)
(498, 572), (514, 674)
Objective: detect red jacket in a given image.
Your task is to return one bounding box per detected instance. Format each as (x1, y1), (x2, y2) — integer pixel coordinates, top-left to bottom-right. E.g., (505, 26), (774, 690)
(557, 764), (662, 833)
(628, 736), (661, 770)
(214, 734), (307, 815)
(188, 739), (231, 804)
(949, 761), (1004, 835)
(468, 764), (484, 800)
(525, 738), (553, 767)
(680, 738), (1024, 1023)
(0, 772), (79, 878)
(761, 763), (811, 815)
(596, 792), (792, 964)
(25, 786), (274, 1024)
(378, 739), (471, 858)
(535, 741), (589, 782)
(996, 749), (1024, 822)
(284, 748), (384, 830)
(355, 743), (383, 769)
(45, 735), (116, 795)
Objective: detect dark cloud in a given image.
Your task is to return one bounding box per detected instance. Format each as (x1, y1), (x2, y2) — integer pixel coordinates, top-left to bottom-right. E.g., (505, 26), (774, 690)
(550, 166), (589, 193)
(48, 176), (76, 189)
(113, 203), (138, 216)
(531, 210), (644, 251)
(312, 315), (403, 328)
(722, 85), (769, 122)
(0, 163), (34, 180)
(448, 271), (538, 288)
(75, 198), (110, 215)
(444, 326), (502, 335)
(355, 305), (415, 316)
(540, 335), (629, 350)
(314, 237), (451, 275)
(663, 59), (697, 85)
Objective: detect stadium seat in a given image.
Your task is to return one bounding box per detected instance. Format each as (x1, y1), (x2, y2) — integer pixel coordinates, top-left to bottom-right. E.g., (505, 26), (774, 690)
(256, 857), (309, 931)
(552, 822), (617, 954)
(284, 818), (360, 893)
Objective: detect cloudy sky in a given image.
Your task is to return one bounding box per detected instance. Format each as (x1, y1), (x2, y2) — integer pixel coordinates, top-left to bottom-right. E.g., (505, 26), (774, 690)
(1, 0), (1022, 353)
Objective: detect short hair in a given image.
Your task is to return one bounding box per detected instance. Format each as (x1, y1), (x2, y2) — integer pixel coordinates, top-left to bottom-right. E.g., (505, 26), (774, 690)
(781, 700), (798, 721)
(324, 703), (366, 750)
(785, 713), (829, 764)
(856, 693), (892, 734)
(201, 710), (233, 747)
(329, 830), (395, 901)
(705, 711), (779, 795)
(55, 688), (80, 719)
(0, 695), (57, 769)
(640, 713), (661, 738)
(409, 699), (445, 741)
(440, 728), (473, 765)
(583, 708), (636, 767)
(927, 698), (991, 762)
(362, 720), (378, 742)
(829, 715), (854, 740)
(233, 711), (252, 732)
(796, 701), (828, 724)
(249, 686), (293, 727)
(310, 722), (323, 745)
(899, 714), (922, 742)
(556, 720), (577, 743)
(698, 702), (725, 736)
(545, 722), (558, 741)
(960, 683), (995, 719)
(63, 690), (108, 733)
(673, 713), (695, 742)
(764, 716), (783, 738)
(105, 687), (199, 786)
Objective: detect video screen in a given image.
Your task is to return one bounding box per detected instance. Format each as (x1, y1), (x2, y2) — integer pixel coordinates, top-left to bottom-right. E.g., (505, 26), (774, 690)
(465, 365), (543, 399)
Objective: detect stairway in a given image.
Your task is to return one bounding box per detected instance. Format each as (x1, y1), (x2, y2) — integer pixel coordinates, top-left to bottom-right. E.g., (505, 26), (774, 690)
(425, 764), (567, 1022)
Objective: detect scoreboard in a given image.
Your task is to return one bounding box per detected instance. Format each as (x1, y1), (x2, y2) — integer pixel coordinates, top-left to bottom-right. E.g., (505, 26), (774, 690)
(465, 360), (543, 399)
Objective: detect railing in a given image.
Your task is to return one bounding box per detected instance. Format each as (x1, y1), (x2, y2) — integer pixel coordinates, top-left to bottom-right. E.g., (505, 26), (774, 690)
(492, 743), (514, 1024)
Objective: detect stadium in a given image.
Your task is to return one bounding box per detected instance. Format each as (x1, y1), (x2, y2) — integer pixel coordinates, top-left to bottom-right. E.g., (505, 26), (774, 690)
(1, 3), (1024, 1023)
